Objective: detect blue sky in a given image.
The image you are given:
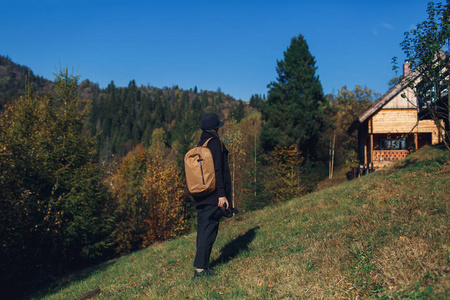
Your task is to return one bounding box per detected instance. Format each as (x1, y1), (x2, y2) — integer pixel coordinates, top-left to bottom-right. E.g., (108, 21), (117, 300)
(2, 0), (430, 101)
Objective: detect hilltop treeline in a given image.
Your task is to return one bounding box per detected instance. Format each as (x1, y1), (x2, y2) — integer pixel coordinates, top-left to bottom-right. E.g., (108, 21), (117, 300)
(86, 80), (247, 164)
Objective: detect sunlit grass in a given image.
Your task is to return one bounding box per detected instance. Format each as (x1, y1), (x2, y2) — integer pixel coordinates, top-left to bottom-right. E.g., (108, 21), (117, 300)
(31, 146), (450, 299)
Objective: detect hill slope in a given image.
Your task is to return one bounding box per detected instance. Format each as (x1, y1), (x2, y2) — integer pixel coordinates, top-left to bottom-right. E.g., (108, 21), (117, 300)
(31, 146), (450, 299)
(0, 55), (52, 110)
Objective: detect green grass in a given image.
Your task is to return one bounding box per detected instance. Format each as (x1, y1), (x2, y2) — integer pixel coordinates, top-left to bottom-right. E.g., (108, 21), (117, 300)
(30, 146), (450, 299)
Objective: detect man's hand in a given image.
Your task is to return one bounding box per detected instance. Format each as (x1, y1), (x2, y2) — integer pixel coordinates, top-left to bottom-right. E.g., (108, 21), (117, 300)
(218, 197), (229, 209)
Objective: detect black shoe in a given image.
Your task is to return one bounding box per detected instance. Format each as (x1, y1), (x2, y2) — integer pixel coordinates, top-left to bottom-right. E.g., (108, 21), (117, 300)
(192, 269), (216, 281)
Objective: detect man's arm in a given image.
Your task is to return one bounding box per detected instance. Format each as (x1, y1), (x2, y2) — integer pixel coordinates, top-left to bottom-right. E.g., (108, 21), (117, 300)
(209, 138), (226, 199)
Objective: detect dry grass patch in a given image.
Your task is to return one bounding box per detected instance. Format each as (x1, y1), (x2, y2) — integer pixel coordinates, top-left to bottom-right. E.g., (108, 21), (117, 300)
(374, 236), (444, 291)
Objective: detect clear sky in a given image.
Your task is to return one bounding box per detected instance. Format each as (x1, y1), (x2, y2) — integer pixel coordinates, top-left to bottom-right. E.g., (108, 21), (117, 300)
(1, 0), (431, 101)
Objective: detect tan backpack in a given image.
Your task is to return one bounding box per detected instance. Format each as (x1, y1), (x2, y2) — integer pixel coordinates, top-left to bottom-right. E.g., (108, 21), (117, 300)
(184, 137), (217, 196)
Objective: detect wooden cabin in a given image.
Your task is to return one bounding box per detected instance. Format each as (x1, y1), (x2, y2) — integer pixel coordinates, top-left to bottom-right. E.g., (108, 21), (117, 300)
(348, 63), (444, 173)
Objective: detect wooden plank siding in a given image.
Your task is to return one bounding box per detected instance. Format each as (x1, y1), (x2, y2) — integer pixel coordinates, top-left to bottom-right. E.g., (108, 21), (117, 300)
(383, 87), (416, 109)
(372, 109), (417, 133)
(372, 109), (440, 144)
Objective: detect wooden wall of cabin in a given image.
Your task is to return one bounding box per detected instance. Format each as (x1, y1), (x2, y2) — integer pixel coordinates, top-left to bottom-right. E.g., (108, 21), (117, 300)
(383, 87), (416, 109)
(357, 111), (438, 167)
(371, 109), (441, 144)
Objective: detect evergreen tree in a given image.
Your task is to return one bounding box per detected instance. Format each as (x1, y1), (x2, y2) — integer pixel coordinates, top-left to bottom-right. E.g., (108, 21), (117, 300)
(261, 34), (334, 161)
(201, 90), (208, 108)
(0, 70), (113, 295)
(153, 91), (165, 128)
(249, 94), (263, 110)
(228, 100), (245, 122)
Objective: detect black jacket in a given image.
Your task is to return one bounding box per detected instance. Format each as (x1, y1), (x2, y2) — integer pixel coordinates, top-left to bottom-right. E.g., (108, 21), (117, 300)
(193, 130), (232, 208)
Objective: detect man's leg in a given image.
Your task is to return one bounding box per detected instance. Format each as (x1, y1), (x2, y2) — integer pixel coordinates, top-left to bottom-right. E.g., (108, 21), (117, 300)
(194, 205), (220, 269)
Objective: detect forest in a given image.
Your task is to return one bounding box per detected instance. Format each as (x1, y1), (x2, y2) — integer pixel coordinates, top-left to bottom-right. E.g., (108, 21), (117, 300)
(0, 35), (379, 297)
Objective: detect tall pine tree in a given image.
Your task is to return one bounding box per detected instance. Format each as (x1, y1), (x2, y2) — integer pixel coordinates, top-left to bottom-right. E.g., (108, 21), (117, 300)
(261, 34), (333, 161)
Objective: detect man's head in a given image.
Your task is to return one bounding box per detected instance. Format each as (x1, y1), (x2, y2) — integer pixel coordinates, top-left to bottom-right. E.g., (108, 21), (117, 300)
(200, 113), (224, 131)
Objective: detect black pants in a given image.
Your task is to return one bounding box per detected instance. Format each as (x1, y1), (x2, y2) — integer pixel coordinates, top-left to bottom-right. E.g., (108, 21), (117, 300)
(194, 205), (221, 269)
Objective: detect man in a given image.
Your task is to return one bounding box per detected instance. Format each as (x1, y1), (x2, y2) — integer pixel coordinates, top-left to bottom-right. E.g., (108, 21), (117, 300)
(192, 113), (232, 280)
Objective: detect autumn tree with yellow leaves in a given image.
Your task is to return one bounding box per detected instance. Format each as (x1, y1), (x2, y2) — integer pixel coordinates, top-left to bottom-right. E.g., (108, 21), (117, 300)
(222, 119), (246, 208)
(266, 146), (305, 202)
(108, 144), (147, 254)
(140, 150), (186, 246)
(110, 129), (187, 254)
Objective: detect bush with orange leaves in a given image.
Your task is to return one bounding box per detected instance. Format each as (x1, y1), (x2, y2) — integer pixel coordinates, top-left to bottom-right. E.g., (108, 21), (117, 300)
(140, 150), (186, 247)
(110, 144), (186, 254)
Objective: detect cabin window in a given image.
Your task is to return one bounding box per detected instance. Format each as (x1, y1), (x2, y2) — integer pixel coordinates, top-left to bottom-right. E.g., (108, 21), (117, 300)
(379, 138), (407, 150)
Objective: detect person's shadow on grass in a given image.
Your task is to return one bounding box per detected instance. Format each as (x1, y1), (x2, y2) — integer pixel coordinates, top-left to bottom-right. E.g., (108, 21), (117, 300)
(211, 226), (259, 267)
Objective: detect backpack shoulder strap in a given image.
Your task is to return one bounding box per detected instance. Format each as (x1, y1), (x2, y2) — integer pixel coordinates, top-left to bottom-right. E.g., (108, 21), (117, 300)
(202, 137), (215, 147)
(202, 137), (223, 152)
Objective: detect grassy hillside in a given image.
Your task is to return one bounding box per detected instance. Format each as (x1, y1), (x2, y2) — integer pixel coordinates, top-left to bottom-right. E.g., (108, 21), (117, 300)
(30, 146), (449, 299)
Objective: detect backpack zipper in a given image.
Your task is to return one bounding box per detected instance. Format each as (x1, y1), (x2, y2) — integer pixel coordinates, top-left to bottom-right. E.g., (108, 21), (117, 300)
(197, 157), (205, 185)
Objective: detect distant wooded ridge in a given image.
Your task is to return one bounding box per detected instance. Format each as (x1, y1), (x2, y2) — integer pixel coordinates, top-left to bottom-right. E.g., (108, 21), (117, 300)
(0, 54), (263, 109)
(0, 55), (264, 161)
